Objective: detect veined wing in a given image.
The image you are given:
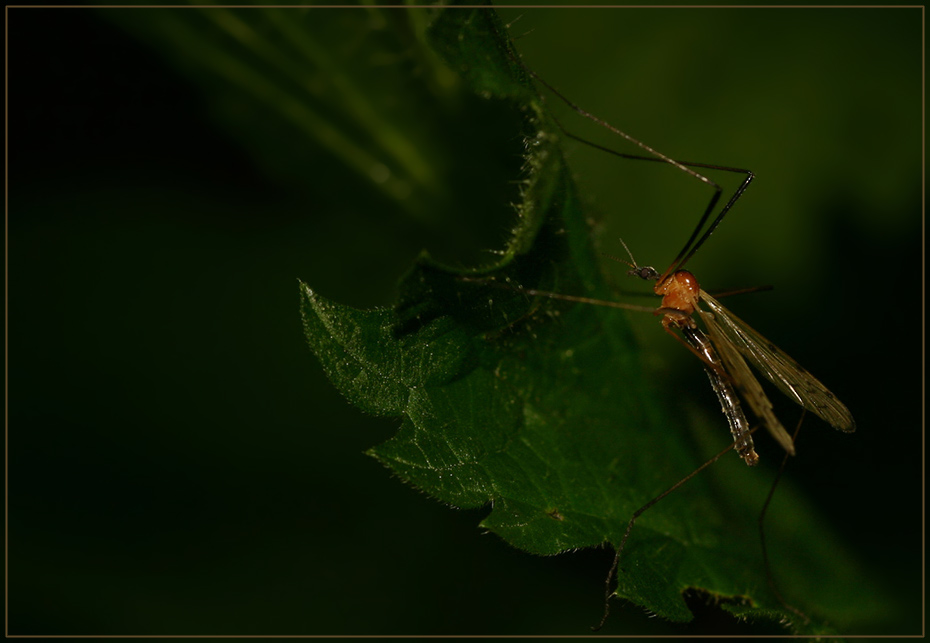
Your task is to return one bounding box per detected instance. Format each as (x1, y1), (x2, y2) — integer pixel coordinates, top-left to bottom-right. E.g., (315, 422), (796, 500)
(695, 308), (797, 456)
(700, 291), (856, 433)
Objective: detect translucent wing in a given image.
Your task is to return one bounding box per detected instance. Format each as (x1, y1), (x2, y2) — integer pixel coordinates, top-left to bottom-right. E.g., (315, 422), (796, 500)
(695, 309), (797, 456)
(700, 291), (856, 433)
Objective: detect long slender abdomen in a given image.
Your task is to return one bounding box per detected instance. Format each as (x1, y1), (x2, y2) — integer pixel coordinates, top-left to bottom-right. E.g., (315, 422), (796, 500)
(682, 327), (759, 466)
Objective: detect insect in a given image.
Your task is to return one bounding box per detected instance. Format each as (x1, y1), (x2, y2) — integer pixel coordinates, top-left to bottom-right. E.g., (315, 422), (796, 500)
(490, 57), (858, 630)
(510, 64), (856, 467)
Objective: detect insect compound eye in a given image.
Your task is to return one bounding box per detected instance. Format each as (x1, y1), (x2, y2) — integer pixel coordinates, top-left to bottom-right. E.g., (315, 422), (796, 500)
(627, 266), (659, 281)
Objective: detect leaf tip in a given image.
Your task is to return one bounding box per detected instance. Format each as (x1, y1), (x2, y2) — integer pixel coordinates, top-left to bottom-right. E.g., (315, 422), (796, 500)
(297, 278), (315, 298)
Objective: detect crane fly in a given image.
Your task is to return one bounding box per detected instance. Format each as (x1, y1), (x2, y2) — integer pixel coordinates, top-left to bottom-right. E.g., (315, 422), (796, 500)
(468, 51), (858, 630)
(513, 254), (855, 466)
(636, 251), (855, 465)
(506, 66), (856, 467)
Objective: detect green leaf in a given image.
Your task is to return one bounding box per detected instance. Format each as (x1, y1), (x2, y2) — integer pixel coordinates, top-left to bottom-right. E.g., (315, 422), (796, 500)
(300, 5), (889, 634)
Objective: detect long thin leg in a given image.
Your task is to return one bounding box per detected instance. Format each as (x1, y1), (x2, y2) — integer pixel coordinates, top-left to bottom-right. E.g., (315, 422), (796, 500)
(515, 58), (754, 281)
(592, 428), (758, 631)
(466, 279), (737, 380)
(458, 276), (657, 313)
(673, 168), (754, 275)
(559, 126), (750, 175)
(525, 69), (723, 204)
(556, 122), (754, 281)
(758, 411), (811, 624)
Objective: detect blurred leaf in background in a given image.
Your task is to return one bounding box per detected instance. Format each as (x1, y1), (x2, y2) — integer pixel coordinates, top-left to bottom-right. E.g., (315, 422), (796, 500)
(8, 3), (921, 636)
(105, 5), (531, 278)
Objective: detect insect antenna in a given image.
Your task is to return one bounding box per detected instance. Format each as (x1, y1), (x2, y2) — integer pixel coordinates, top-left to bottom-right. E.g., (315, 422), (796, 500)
(605, 236), (661, 282)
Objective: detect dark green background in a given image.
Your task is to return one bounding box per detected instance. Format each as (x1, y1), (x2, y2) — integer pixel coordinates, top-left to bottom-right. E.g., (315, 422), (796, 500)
(8, 5), (921, 636)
